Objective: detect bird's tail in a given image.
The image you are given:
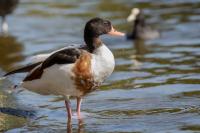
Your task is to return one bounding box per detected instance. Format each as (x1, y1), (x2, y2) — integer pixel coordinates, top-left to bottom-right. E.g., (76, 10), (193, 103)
(3, 62), (42, 77)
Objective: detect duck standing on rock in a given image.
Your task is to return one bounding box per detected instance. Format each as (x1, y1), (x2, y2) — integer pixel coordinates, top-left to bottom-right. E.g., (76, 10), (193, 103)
(0, 0), (19, 34)
(127, 8), (160, 40)
(4, 17), (125, 123)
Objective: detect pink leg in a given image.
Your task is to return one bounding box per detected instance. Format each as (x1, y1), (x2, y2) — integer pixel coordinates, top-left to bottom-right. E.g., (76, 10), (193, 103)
(65, 100), (72, 122)
(76, 97), (82, 119)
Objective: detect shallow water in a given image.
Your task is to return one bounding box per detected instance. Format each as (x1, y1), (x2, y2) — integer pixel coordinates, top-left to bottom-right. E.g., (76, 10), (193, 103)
(0, 0), (200, 132)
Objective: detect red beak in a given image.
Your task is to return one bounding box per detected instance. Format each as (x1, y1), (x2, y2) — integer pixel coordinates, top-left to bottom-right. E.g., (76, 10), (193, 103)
(108, 26), (125, 36)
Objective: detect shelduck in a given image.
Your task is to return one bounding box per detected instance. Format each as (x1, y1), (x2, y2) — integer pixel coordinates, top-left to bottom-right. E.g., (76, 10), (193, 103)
(4, 17), (125, 122)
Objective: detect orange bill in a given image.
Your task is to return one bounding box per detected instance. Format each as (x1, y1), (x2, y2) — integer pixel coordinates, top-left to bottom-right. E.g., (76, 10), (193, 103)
(108, 26), (125, 36)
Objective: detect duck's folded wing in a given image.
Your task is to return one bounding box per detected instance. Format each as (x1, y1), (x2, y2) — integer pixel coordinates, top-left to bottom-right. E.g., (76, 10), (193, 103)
(4, 45), (83, 78)
(29, 53), (51, 64)
(29, 45), (83, 63)
(41, 48), (81, 69)
(23, 48), (82, 81)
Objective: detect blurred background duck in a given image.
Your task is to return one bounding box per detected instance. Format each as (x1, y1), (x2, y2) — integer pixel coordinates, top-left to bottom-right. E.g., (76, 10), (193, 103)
(127, 8), (160, 40)
(0, 0), (19, 34)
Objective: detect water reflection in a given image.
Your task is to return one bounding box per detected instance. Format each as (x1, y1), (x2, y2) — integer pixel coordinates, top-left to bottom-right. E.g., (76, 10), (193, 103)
(129, 39), (148, 70)
(0, 35), (25, 131)
(67, 120), (84, 133)
(0, 88), (26, 132)
(134, 39), (148, 55)
(0, 107), (35, 118)
(0, 35), (24, 72)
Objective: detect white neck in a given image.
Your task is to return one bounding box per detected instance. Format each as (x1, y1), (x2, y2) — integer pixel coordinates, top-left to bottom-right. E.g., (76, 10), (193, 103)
(91, 44), (115, 82)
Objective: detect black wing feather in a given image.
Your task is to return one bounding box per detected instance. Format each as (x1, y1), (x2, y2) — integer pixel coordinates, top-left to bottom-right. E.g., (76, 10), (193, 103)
(4, 62), (42, 77)
(41, 48), (81, 70)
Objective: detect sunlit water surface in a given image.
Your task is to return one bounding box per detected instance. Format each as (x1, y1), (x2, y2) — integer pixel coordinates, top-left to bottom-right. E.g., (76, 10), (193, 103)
(0, 0), (200, 132)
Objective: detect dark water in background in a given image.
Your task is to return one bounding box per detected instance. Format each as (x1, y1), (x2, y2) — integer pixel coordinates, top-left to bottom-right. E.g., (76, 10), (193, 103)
(0, 0), (200, 132)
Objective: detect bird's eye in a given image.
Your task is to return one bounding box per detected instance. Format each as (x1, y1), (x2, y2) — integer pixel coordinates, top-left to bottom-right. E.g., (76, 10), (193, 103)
(103, 21), (109, 25)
